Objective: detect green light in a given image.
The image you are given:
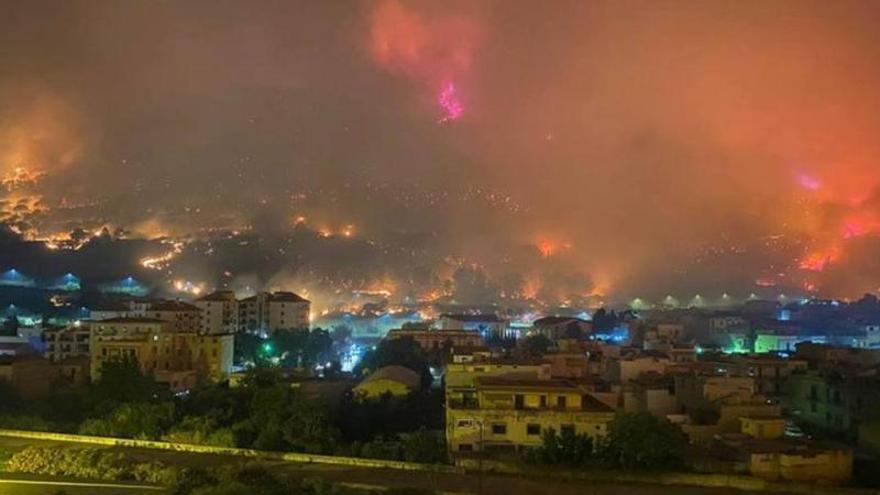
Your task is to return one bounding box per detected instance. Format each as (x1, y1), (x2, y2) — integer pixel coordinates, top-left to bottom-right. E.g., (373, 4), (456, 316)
(262, 342), (274, 355)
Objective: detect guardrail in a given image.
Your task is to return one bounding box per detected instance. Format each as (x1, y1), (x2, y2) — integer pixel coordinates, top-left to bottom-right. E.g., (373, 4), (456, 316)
(0, 429), (462, 474)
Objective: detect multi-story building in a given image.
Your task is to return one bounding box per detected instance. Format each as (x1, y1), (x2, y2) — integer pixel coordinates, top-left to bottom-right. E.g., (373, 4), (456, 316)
(446, 376), (614, 454)
(675, 372), (781, 433)
(786, 368), (880, 437)
(143, 300), (202, 332)
(708, 313), (750, 333)
(194, 290), (239, 334)
(238, 291), (310, 333)
(711, 416), (853, 484)
(622, 372), (678, 417)
(439, 314), (511, 340)
(707, 353), (808, 398)
(541, 352), (591, 379)
(89, 317), (233, 390)
(603, 353), (671, 384)
(0, 352), (53, 399)
(446, 358), (551, 402)
(44, 322), (91, 362)
(90, 299), (202, 333)
(530, 316), (592, 340)
(795, 343), (880, 369)
(386, 328), (484, 351)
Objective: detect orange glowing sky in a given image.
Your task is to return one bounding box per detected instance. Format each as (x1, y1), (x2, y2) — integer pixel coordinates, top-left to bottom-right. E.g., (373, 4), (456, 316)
(3, 0), (880, 300)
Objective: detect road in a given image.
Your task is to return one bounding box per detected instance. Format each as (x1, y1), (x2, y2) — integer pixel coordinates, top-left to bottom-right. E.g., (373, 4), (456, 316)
(0, 435), (778, 495)
(0, 473), (162, 495)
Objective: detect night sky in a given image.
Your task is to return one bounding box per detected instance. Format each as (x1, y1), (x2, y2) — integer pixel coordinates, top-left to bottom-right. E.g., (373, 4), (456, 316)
(3, 0), (880, 302)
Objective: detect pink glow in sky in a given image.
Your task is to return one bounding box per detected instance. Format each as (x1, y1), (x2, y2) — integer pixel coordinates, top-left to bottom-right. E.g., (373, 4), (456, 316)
(797, 173), (822, 191)
(438, 82), (463, 123)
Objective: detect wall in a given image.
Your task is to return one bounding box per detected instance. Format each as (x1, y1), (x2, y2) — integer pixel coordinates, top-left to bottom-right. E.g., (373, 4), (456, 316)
(0, 429), (461, 473)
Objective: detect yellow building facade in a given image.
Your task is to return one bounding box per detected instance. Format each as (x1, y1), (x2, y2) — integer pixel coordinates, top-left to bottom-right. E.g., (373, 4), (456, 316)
(446, 376), (615, 454)
(89, 317), (233, 389)
(739, 416), (785, 440)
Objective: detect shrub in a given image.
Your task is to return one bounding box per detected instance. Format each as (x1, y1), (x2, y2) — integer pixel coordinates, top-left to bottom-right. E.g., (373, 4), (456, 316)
(79, 402), (175, 440)
(163, 416), (236, 448)
(5, 446), (181, 484)
(524, 427), (595, 467)
(0, 414), (52, 431)
(400, 430), (447, 464)
(598, 412), (687, 470)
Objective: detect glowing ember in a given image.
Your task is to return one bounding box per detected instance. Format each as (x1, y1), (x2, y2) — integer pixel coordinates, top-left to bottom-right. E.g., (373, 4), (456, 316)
(538, 240), (555, 258)
(437, 82), (464, 123)
(140, 241), (185, 270)
(2, 167), (44, 191)
(173, 279), (205, 295)
(798, 247), (841, 272)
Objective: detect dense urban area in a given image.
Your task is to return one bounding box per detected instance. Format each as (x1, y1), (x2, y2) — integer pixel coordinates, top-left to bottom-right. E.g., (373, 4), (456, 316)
(0, 278), (878, 493)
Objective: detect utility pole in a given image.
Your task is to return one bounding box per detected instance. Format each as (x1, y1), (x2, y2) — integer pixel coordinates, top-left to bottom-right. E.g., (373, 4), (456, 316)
(477, 420), (484, 495)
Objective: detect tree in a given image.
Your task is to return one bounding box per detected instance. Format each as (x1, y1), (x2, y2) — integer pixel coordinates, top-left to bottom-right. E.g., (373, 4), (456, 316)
(1, 315), (19, 336)
(163, 416), (235, 447)
(563, 321), (583, 340)
(592, 307), (619, 333)
(598, 413), (686, 469)
(400, 429), (447, 464)
(233, 333), (264, 366)
(244, 385), (290, 451)
(79, 402), (175, 439)
(521, 334), (552, 356)
(525, 427), (594, 467)
(91, 355), (166, 405)
(281, 397), (339, 454)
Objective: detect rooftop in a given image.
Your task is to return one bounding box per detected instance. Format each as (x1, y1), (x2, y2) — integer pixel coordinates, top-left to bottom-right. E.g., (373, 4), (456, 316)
(532, 316), (589, 326)
(440, 313), (505, 323)
(94, 317), (166, 324)
(196, 290), (237, 302)
(358, 365), (421, 389)
(150, 300), (201, 311)
(270, 291), (310, 303)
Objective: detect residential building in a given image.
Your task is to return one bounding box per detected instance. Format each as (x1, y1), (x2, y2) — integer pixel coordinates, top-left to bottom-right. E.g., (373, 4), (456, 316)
(446, 359), (552, 405)
(740, 415), (785, 440)
(194, 290), (239, 334)
(238, 291), (310, 333)
(707, 353), (808, 399)
(0, 353), (53, 399)
(709, 314), (750, 333)
(89, 317), (233, 390)
(145, 300), (202, 333)
(446, 376), (615, 454)
(386, 328), (483, 351)
(439, 314), (510, 340)
(714, 417), (852, 484)
(795, 343), (880, 368)
(676, 372), (780, 432)
(52, 356), (90, 387)
(43, 322), (90, 362)
(622, 372), (678, 417)
(530, 316), (592, 340)
(89, 299), (202, 333)
(603, 353), (670, 384)
(786, 368), (880, 437)
(542, 352), (591, 379)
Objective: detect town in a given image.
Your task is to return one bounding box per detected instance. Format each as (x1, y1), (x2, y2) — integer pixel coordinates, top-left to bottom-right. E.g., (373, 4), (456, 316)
(1, 285), (878, 493)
